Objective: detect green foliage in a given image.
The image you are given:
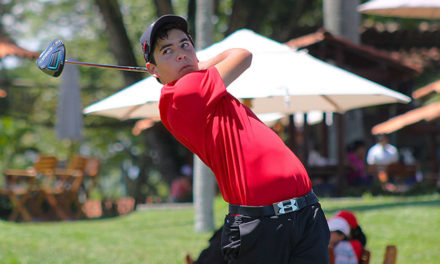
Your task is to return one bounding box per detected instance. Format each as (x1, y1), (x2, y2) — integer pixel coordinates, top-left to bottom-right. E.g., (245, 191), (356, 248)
(0, 117), (35, 183)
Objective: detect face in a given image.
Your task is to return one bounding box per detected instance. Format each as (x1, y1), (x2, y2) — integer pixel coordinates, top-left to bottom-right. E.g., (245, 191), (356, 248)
(329, 231), (345, 247)
(146, 29), (199, 84)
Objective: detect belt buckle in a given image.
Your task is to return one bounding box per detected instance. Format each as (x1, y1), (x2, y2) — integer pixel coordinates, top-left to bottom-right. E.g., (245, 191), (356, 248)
(273, 198), (299, 216)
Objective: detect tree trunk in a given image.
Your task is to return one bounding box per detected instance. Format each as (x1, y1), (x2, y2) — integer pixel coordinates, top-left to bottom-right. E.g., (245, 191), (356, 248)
(94, 0), (144, 86)
(153, 0), (173, 17)
(193, 156), (215, 232)
(226, 0), (271, 36)
(323, 0), (361, 195)
(193, 0), (215, 233)
(323, 0), (360, 44)
(187, 0), (196, 39)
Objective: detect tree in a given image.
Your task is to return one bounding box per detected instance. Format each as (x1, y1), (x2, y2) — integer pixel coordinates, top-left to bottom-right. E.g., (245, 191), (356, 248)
(94, 0), (144, 86)
(193, 0), (216, 233)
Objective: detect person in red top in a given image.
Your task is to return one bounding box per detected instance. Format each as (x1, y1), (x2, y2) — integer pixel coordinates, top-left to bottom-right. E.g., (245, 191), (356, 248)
(335, 210), (368, 262)
(140, 15), (330, 264)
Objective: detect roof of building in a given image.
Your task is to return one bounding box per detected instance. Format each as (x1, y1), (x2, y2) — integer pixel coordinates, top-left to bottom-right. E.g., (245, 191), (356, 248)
(413, 80), (440, 99)
(286, 29), (421, 85)
(372, 101), (440, 134)
(0, 36), (40, 59)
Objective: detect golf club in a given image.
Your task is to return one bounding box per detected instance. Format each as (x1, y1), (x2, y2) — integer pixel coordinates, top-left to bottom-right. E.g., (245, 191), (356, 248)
(36, 39), (148, 77)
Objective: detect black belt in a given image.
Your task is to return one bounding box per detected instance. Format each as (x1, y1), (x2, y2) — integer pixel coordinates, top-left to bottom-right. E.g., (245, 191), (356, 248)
(229, 190), (319, 217)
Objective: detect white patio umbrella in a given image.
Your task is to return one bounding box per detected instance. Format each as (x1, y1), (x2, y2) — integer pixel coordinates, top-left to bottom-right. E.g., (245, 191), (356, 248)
(84, 29), (410, 120)
(358, 0), (440, 19)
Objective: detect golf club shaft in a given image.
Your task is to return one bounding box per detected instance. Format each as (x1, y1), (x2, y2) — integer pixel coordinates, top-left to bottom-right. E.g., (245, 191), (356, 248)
(65, 59), (148, 72)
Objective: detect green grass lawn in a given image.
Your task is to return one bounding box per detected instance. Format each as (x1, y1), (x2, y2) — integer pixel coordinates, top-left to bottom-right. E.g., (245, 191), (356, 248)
(1, 193), (439, 264)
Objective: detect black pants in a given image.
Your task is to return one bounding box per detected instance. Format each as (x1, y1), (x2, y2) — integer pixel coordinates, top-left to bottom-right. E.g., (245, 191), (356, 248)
(221, 203), (330, 264)
(195, 227), (227, 264)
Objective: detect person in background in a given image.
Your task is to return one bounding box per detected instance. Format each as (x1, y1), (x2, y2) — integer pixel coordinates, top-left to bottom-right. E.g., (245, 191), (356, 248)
(169, 165), (193, 203)
(366, 134), (399, 184)
(346, 140), (371, 186)
(334, 210), (367, 262)
(169, 175), (192, 202)
(366, 134), (399, 166)
(328, 216), (359, 264)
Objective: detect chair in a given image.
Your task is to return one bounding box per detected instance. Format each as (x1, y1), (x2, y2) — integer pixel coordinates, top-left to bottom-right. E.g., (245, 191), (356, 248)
(1, 155), (58, 221)
(29, 156), (72, 221)
(329, 247), (335, 264)
(54, 155), (101, 219)
(0, 172), (37, 222)
(82, 157), (100, 198)
(53, 155), (88, 219)
(383, 245), (397, 264)
(360, 249), (371, 264)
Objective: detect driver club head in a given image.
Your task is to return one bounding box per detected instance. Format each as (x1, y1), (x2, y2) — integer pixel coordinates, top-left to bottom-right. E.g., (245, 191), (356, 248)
(36, 39), (66, 77)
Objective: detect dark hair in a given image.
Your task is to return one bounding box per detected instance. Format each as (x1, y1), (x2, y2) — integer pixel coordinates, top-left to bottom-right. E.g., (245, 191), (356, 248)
(376, 134), (388, 142)
(149, 22), (194, 65)
(351, 226), (367, 247)
(346, 140), (365, 153)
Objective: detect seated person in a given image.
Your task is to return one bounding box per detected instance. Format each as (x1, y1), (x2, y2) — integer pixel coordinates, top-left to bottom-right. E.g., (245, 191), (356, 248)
(335, 210), (367, 262)
(168, 175), (192, 203)
(328, 216), (359, 264)
(367, 134), (399, 167)
(367, 134), (399, 184)
(346, 140), (371, 186)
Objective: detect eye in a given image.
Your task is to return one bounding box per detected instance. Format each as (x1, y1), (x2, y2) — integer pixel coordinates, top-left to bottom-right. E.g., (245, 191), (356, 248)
(182, 42), (190, 48)
(162, 48), (171, 55)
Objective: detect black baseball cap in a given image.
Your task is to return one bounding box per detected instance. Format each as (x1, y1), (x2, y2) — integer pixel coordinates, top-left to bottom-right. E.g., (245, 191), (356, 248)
(140, 15), (189, 63)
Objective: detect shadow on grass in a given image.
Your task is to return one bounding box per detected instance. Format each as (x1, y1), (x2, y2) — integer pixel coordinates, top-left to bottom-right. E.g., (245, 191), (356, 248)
(324, 199), (440, 214)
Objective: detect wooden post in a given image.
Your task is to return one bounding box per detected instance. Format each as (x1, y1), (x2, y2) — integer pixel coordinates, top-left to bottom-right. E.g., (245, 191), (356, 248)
(303, 113), (310, 166)
(430, 132), (439, 183)
(320, 112), (329, 158)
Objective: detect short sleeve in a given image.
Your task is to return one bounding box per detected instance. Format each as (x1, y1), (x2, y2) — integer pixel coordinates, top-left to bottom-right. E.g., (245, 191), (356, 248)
(172, 67), (227, 117)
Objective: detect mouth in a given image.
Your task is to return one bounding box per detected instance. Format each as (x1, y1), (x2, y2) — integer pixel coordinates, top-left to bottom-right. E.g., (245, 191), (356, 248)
(179, 64), (193, 73)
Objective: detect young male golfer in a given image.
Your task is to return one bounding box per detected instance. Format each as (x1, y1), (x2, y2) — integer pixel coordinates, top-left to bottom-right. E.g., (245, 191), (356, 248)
(140, 15), (330, 264)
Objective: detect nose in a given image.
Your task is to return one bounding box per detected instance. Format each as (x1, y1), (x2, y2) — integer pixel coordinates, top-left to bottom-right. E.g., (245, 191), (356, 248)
(177, 51), (186, 61)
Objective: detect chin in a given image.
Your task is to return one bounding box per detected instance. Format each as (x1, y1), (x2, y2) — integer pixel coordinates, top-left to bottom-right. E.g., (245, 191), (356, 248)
(180, 67), (195, 76)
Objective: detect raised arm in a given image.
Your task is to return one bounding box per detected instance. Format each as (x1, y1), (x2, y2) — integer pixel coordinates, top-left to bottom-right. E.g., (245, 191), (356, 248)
(198, 48), (252, 87)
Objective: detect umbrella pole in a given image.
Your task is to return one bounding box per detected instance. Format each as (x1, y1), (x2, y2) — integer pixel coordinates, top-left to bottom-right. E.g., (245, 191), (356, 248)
(336, 113), (346, 196)
(320, 112), (329, 158)
(66, 139), (79, 159)
(287, 114), (296, 152)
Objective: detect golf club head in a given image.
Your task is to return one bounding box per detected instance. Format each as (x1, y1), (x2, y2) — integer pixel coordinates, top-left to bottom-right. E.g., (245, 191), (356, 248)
(36, 39), (66, 77)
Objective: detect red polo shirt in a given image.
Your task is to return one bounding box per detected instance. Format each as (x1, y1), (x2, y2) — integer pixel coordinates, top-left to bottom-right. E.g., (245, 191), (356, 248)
(159, 67), (311, 206)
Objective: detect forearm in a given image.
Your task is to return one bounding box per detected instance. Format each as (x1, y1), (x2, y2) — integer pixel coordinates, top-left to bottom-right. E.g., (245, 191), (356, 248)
(198, 49), (241, 70)
(199, 48), (252, 87)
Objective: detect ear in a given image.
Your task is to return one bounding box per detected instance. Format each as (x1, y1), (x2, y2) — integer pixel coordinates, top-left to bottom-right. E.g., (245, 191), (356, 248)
(146, 62), (159, 78)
